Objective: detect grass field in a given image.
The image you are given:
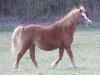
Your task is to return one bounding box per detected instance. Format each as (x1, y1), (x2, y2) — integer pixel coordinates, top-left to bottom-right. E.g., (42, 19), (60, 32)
(0, 25), (100, 75)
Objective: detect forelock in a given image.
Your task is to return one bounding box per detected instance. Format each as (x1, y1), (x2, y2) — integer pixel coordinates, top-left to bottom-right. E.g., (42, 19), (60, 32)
(79, 5), (86, 12)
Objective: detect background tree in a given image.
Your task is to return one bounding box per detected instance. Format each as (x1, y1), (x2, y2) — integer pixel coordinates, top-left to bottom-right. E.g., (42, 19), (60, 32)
(0, 0), (100, 24)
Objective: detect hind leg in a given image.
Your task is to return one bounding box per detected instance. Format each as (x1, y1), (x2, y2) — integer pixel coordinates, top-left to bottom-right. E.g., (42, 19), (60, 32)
(13, 43), (30, 71)
(50, 47), (64, 68)
(29, 45), (39, 68)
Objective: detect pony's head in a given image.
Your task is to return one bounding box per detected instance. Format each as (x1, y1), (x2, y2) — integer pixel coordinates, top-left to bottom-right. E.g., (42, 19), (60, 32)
(56, 6), (92, 27)
(78, 6), (92, 27)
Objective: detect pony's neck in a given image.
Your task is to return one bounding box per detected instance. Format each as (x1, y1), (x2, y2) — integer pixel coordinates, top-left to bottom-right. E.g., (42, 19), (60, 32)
(57, 16), (78, 35)
(55, 9), (80, 35)
(63, 21), (78, 37)
(67, 22), (78, 35)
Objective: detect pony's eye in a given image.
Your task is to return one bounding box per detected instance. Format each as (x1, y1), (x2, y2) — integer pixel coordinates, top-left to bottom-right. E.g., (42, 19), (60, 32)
(82, 15), (84, 17)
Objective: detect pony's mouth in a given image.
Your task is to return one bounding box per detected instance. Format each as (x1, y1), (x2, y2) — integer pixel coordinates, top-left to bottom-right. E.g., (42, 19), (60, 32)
(86, 24), (89, 27)
(86, 21), (92, 27)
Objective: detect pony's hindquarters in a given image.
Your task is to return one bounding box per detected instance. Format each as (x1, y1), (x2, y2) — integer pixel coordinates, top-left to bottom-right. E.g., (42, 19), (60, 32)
(11, 26), (23, 58)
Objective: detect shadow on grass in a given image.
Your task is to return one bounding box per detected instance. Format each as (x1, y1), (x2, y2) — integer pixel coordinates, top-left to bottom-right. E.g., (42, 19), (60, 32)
(66, 66), (87, 71)
(48, 66), (88, 71)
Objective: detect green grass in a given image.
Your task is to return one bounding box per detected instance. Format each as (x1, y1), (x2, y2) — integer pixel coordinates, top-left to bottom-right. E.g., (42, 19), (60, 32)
(0, 25), (100, 75)
(0, 25), (14, 32)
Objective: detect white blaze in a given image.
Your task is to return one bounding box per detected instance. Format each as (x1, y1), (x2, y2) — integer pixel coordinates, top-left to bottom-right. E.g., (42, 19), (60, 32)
(81, 13), (92, 26)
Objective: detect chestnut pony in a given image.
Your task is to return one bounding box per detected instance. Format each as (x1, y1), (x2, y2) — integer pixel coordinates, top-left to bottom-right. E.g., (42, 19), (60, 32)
(11, 6), (92, 71)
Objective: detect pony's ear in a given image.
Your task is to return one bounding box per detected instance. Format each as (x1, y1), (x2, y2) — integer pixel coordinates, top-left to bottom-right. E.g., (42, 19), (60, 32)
(79, 5), (86, 12)
(79, 9), (82, 12)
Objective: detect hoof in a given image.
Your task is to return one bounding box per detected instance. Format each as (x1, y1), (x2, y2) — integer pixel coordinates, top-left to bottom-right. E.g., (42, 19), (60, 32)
(13, 61), (18, 72)
(50, 64), (56, 69)
(71, 65), (77, 69)
(35, 66), (39, 69)
(13, 68), (18, 72)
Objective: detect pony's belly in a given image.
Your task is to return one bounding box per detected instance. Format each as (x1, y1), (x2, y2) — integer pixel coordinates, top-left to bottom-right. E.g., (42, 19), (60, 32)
(39, 46), (58, 51)
(34, 42), (59, 51)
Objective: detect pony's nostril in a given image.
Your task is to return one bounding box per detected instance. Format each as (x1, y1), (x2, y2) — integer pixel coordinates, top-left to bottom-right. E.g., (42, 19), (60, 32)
(88, 21), (92, 25)
(89, 21), (92, 25)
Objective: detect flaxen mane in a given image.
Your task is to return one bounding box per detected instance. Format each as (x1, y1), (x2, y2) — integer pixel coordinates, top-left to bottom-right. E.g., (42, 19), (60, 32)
(55, 6), (85, 27)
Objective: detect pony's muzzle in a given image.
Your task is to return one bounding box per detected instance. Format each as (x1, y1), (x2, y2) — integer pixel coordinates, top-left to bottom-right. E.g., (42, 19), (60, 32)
(88, 21), (92, 25)
(86, 19), (92, 27)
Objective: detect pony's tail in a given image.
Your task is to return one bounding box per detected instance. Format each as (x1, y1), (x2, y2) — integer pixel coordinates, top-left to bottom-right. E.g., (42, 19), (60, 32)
(11, 26), (24, 58)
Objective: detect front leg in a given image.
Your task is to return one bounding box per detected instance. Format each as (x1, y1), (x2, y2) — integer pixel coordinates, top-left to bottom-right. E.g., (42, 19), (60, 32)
(65, 45), (77, 68)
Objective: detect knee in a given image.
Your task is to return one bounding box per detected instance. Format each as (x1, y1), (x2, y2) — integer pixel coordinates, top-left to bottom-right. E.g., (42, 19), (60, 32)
(59, 57), (62, 60)
(30, 53), (35, 58)
(17, 53), (23, 59)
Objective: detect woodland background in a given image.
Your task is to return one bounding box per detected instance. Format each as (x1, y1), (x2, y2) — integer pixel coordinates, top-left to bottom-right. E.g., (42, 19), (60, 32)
(0, 0), (100, 25)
